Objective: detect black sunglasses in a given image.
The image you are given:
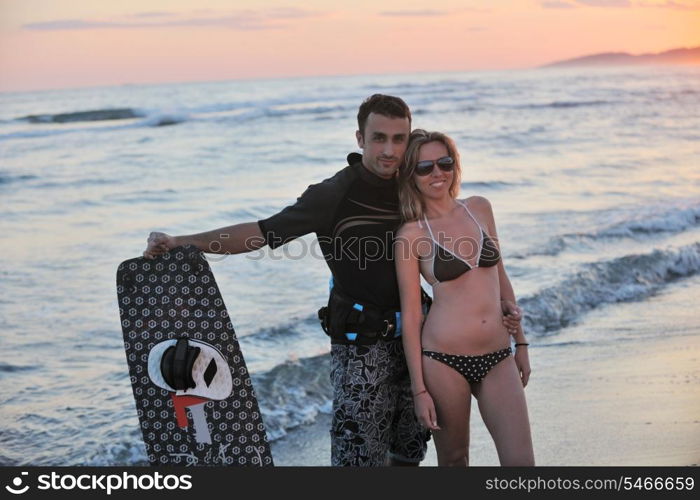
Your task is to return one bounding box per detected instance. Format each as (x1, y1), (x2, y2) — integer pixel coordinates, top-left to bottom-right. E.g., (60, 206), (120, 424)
(414, 156), (455, 176)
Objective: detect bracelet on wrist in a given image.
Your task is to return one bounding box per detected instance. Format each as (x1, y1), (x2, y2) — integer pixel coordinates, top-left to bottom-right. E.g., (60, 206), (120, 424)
(515, 342), (529, 347)
(412, 389), (427, 398)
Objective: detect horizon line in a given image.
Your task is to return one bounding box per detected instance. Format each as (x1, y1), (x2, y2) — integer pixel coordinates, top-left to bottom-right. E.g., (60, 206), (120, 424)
(2, 43), (698, 95)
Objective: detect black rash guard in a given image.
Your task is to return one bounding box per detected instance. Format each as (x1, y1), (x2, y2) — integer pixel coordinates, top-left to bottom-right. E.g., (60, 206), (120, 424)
(257, 153), (402, 310)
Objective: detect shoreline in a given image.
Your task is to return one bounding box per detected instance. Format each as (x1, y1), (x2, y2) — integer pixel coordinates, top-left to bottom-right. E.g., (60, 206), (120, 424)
(271, 332), (700, 466)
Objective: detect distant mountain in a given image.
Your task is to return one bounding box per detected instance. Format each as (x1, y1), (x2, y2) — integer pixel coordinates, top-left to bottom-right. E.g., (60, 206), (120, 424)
(542, 46), (700, 68)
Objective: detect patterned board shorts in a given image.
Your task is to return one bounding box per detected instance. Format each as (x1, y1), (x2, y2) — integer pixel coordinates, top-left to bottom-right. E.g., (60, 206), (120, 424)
(330, 339), (431, 466)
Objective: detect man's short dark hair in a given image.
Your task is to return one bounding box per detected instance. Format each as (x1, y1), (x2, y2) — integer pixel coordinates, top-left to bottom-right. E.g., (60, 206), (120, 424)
(357, 94), (411, 137)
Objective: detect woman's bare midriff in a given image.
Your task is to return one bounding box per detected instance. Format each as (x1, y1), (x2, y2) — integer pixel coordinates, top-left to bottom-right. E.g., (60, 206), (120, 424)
(421, 267), (510, 355)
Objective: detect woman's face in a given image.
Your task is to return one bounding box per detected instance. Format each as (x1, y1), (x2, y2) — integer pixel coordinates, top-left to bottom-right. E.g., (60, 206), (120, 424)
(413, 141), (453, 200)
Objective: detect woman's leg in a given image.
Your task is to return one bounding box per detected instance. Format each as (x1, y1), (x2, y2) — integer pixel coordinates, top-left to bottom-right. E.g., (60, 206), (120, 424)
(472, 356), (535, 466)
(422, 355), (472, 466)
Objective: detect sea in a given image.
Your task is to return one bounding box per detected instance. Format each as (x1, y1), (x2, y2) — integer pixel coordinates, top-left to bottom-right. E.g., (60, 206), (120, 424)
(0, 66), (698, 465)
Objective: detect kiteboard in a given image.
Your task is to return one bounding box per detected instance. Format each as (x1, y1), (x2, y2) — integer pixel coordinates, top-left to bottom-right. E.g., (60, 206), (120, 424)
(116, 245), (273, 466)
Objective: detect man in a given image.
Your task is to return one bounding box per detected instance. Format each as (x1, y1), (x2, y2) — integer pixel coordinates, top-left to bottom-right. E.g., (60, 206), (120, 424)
(144, 94), (523, 466)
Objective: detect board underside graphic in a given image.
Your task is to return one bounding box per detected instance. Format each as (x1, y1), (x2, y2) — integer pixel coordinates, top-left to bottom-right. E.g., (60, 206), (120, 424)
(116, 245), (273, 466)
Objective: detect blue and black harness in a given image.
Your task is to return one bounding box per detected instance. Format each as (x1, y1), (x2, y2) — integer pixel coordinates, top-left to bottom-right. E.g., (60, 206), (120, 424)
(318, 277), (431, 345)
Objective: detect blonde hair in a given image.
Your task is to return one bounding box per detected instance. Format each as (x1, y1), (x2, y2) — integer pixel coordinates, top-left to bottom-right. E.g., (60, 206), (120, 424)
(398, 129), (462, 221)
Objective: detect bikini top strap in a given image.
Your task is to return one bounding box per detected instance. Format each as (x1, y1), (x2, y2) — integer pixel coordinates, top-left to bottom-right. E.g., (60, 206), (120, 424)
(458, 199), (485, 266)
(457, 199), (484, 233)
(422, 214), (438, 243)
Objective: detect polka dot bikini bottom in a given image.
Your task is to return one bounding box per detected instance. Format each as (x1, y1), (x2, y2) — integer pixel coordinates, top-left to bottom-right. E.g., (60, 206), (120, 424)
(422, 347), (512, 384)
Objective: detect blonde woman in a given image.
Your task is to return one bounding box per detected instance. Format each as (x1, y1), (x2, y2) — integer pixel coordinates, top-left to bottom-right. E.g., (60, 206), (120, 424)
(394, 130), (534, 466)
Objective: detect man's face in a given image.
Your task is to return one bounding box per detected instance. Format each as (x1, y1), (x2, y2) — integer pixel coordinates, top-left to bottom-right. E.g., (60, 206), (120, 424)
(356, 112), (410, 179)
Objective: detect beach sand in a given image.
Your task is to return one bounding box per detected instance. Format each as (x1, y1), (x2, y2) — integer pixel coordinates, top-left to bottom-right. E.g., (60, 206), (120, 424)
(271, 332), (700, 466)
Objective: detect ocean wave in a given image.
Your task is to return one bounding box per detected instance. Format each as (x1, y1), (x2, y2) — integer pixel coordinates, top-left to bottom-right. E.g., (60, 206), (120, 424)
(0, 173), (38, 185)
(2, 102), (347, 141)
(460, 180), (531, 190)
(210, 104), (348, 124)
(268, 104), (347, 116)
(0, 362), (36, 373)
(520, 242), (700, 335)
(33, 178), (123, 189)
(0, 128), (85, 141)
(19, 108), (144, 124)
(514, 100), (611, 110)
(83, 438), (148, 466)
(515, 203), (700, 258)
(251, 353), (332, 441)
(224, 202), (287, 221)
(10, 106), (186, 138)
(362, 80), (470, 93)
(242, 315), (318, 342)
(138, 112), (188, 127)
(0, 121), (150, 141)
(103, 188), (178, 204)
(362, 81), (431, 91)
(600, 205), (700, 237)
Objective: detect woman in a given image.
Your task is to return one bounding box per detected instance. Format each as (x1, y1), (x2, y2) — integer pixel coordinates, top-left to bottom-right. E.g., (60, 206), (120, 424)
(394, 129), (534, 466)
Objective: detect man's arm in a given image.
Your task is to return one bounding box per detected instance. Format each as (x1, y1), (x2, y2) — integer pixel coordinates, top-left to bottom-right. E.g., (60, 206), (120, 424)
(143, 166), (346, 259)
(143, 222), (265, 259)
(498, 267), (525, 340)
(467, 196), (524, 337)
(471, 195), (531, 387)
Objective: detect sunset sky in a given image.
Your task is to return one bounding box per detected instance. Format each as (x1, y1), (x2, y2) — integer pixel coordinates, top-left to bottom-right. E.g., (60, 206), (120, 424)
(1, 0), (698, 92)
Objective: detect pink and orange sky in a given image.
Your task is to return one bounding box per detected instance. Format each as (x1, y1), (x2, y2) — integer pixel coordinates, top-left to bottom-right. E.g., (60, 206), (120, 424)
(1, 0), (698, 92)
